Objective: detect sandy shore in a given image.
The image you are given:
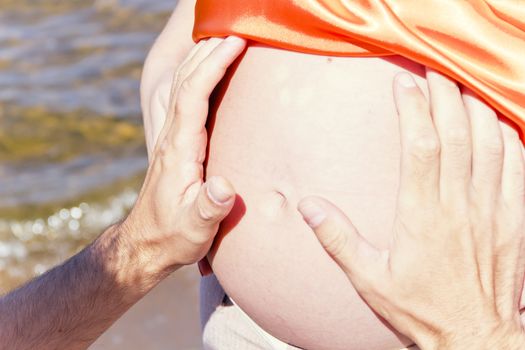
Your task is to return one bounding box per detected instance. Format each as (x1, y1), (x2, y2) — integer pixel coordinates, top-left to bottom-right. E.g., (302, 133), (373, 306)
(91, 266), (202, 350)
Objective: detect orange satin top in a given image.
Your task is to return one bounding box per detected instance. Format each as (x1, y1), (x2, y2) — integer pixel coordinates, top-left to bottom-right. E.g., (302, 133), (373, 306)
(193, 0), (525, 139)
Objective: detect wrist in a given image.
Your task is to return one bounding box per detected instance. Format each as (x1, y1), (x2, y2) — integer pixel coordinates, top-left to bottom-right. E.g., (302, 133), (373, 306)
(92, 223), (178, 301)
(481, 324), (525, 350)
(433, 322), (525, 350)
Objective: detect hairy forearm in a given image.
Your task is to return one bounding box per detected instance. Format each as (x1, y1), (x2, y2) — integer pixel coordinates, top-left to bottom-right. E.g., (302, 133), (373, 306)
(0, 224), (167, 350)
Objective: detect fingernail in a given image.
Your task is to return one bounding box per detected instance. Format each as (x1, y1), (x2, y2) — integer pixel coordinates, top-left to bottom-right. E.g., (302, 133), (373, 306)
(298, 200), (326, 228)
(396, 72), (416, 88)
(207, 177), (233, 205)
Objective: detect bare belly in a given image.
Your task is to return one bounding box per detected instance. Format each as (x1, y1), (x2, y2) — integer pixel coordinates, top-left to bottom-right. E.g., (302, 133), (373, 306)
(205, 44), (426, 350)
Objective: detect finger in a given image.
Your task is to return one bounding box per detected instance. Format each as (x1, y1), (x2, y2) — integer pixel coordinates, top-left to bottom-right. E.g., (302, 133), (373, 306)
(519, 263), (525, 310)
(463, 89), (503, 207)
(171, 38), (224, 100)
(499, 123), (525, 314)
(156, 37), (246, 165)
(500, 123), (525, 209)
(154, 38), (220, 145)
(170, 36), (246, 136)
(297, 196), (384, 286)
(151, 36), (216, 142)
(148, 72), (175, 159)
(154, 40), (208, 148)
(426, 68), (471, 206)
(519, 225), (525, 311)
(461, 91), (503, 299)
(393, 72), (440, 209)
(511, 248), (525, 319)
(182, 176), (236, 239)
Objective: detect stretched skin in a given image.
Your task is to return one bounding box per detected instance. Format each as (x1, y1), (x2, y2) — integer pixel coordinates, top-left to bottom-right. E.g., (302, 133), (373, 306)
(206, 46), (422, 349)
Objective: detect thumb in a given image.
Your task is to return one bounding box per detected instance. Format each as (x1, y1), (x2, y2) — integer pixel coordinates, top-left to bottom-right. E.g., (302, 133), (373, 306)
(185, 176), (235, 235)
(297, 196), (383, 279)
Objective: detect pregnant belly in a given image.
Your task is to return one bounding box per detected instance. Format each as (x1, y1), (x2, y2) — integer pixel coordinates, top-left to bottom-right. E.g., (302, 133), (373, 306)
(205, 44), (426, 350)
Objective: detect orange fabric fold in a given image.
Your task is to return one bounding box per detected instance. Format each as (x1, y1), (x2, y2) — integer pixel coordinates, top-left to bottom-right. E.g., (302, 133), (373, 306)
(193, 0), (525, 139)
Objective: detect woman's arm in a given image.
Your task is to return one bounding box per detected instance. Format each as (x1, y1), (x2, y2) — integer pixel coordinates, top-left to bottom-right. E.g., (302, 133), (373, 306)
(140, 0), (197, 159)
(0, 37), (246, 350)
(299, 69), (525, 349)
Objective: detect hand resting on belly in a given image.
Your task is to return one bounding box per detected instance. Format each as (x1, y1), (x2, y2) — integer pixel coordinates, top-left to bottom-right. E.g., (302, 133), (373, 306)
(299, 69), (525, 350)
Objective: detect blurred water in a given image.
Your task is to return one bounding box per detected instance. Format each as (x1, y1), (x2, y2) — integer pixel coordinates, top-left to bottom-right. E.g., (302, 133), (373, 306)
(0, 0), (176, 291)
(0, 0), (174, 116)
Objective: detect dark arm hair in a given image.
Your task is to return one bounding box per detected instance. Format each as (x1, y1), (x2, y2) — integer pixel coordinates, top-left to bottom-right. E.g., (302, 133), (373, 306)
(0, 225), (163, 350)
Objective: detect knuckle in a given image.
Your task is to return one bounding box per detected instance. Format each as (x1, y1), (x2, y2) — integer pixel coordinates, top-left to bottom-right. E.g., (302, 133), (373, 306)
(155, 144), (176, 171)
(197, 201), (218, 223)
(148, 154), (165, 177)
(190, 164), (204, 179)
(179, 78), (195, 98)
(175, 78), (206, 116)
(479, 138), (504, 158)
(173, 93), (194, 117)
(182, 223), (212, 246)
(321, 227), (350, 259)
(442, 128), (470, 148)
(407, 136), (441, 161)
(155, 140), (174, 162)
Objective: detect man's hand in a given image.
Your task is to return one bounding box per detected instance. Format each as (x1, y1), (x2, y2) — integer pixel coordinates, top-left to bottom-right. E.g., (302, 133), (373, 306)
(122, 36), (246, 273)
(0, 36), (246, 350)
(298, 69), (525, 349)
